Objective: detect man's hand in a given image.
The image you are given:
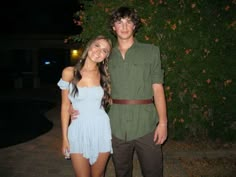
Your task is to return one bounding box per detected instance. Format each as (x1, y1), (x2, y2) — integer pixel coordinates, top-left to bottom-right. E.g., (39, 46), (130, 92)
(153, 123), (168, 145)
(68, 104), (79, 120)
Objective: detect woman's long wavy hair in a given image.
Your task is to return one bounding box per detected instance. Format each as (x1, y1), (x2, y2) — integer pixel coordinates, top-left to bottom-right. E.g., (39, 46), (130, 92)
(71, 35), (112, 109)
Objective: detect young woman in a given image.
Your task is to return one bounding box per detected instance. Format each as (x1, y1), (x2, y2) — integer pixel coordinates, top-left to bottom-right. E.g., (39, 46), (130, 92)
(57, 35), (113, 177)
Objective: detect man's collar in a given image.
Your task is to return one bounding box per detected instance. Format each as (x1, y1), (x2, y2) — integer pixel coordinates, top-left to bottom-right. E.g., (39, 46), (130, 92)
(114, 38), (139, 49)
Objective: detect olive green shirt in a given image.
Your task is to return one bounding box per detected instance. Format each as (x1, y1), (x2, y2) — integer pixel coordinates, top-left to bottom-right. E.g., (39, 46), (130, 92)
(108, 40), (164, 141)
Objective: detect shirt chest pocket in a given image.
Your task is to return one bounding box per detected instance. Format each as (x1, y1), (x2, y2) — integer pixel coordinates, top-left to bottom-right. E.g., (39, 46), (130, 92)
(129, 63), (151, 81)
(109, 62), (151, 84)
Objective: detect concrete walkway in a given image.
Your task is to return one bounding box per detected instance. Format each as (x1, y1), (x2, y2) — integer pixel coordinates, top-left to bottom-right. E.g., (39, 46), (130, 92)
(0, 88), (235, 177)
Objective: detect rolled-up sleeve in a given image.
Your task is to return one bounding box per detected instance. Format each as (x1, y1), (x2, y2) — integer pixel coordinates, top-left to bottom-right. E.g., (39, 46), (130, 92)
(151, 45), (164, 84)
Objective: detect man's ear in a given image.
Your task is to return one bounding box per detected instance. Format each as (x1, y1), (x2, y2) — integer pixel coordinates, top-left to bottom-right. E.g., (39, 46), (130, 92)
(112, 26), (116, 31)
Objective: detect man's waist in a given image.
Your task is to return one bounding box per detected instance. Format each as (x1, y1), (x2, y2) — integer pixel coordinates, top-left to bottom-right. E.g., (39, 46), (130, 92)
(112, 98), (153, 104)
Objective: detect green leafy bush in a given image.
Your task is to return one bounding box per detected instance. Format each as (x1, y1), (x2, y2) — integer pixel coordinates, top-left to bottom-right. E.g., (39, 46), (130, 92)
(68, 0), (236, 142)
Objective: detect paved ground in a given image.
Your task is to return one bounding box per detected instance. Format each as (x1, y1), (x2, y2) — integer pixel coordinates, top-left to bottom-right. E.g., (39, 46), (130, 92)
(0, 87), (235, 177)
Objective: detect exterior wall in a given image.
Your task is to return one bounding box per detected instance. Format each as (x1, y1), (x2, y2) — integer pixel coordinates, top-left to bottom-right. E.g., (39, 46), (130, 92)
(0, 35), (77, 88)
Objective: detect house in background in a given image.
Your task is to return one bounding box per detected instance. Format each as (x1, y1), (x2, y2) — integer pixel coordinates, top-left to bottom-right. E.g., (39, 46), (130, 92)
(0, 0), (81, 88)
(0, 34), (78, 88)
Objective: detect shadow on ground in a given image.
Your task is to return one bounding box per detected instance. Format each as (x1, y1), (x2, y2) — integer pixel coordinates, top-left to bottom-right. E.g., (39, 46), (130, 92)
(0, 99), (54, 148)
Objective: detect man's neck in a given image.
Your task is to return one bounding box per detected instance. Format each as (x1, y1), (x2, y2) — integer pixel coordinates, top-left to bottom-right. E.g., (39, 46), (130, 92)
(117, 37), (134, 59)
(117, 36), (134, 51)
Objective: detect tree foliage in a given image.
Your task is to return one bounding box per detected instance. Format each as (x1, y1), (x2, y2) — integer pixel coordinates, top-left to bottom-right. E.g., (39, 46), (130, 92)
(68, 0), (236, 141)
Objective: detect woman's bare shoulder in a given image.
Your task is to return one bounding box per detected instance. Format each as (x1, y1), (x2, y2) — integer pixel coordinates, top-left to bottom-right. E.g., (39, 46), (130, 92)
(61, 66), (74, 82)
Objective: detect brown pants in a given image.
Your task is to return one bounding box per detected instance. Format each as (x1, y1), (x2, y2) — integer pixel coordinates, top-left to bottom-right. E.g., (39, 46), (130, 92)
(111, 131), (163, 177)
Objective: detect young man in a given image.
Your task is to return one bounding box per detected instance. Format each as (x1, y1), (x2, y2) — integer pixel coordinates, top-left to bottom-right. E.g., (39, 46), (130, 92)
(108, 6), (168, 177)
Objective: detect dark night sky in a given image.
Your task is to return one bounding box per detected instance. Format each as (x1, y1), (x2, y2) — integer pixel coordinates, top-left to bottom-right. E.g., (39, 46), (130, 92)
(0, 0), (80, 35)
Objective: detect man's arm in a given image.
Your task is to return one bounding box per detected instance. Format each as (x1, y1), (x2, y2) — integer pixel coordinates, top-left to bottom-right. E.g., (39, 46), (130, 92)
(152, 83), (168, 144)
(69, 103), (79, 119)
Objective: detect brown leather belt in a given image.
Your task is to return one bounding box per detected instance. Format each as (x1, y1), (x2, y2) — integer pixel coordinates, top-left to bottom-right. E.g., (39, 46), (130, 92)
(112, 99), (153, 104)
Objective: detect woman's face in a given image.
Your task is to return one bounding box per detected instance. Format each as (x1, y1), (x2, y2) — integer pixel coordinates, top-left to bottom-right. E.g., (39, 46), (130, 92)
(87, 39), (111, 63)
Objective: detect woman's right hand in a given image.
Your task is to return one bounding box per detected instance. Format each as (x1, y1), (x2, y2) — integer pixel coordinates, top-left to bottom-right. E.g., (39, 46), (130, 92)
(62, 139), (70, 159)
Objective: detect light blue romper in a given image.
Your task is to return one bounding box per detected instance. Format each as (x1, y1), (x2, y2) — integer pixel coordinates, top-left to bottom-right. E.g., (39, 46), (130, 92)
(57, 79), (113, 165)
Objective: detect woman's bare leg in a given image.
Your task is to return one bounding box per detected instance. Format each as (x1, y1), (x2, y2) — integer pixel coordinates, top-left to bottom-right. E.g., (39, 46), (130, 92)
(91, 152), (110, 177)
(71, 153), (90, 177)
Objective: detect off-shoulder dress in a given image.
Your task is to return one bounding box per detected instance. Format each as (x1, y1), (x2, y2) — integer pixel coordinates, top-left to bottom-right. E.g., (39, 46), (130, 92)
(57, 79), (113, 165)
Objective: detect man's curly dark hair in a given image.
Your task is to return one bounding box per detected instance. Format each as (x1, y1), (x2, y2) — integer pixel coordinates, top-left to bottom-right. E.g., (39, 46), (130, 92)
(109, 6), (141, 35)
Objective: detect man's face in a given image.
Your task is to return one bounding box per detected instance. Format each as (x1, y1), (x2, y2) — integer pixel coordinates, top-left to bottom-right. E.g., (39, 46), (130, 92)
(112, 17), (135, 40)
